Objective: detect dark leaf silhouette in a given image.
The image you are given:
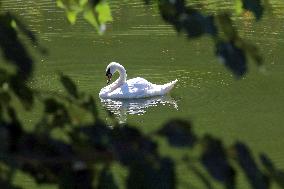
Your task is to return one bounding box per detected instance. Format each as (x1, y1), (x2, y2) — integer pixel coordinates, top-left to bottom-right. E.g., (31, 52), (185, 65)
(14, 132), (74, 184)
(89, 0), (102, 7)
(11, 15), (36, 44)
(242, 0), (263, 20)
(60, 74), (79, 99)
(59, 164), (93, 189)
(97, 166), (119, 189)
(182, 9), (217, 37)
(0, 91), (11, 106)
(112, 125), (157, 165)
(44, 98), (63, 113)
(158, 0), (217, 38)
(143, 0), (151, 5)
(233, 142), (270, 189)
(0, 2), (278, 189)
(0, 178), (22, 189)
(201, 135), (235, 187)
(6, 107), (23, 153)
(0, 13), (33, 80)
(0, 68), (10, 85)
(74, 121), (112, 151)
(80, 95), (98, 120)
(216, 40), (247, 77)
(260, 154), (284, 188)
(190, 165), (213, 189)
(9, 75), (34, 109)
(0, 105), (3, 121)
(111, 125), (175, 189)
(18, 133), (73, 158)
(158, 158), (176, 189)
(0, 122), (11, 153)
(7, 12), (46, 54)
(157, 119), (196, 147)
(156, 2), (259, 77)
(127, 157), (175, 189)
(21, 163), (58, 184)
(44, 98), (71, 127)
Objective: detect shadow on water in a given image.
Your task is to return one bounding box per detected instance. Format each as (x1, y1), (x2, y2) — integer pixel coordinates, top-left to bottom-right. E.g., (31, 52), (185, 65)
(100, 95), (178, 123)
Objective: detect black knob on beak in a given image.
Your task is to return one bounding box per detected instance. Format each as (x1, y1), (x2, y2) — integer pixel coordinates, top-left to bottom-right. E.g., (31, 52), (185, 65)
(106, 73), (112, 84)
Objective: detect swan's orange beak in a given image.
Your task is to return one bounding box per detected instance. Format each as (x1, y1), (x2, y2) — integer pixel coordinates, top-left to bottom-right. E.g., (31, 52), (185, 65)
(106, 73), (112, 84)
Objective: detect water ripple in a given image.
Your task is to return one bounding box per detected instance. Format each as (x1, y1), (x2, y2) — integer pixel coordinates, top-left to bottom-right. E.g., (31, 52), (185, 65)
(100, 95), (178, 123)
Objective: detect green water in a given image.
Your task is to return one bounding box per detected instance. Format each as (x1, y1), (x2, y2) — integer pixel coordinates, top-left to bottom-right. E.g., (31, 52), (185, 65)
(1, 0), (284, 188)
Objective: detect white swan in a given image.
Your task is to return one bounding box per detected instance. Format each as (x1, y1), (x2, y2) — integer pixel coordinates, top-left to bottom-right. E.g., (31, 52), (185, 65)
(99, 62), (178, 99)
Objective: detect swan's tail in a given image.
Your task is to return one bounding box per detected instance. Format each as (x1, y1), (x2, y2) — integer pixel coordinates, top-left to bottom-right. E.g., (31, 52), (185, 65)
(161, 79), (178, 94)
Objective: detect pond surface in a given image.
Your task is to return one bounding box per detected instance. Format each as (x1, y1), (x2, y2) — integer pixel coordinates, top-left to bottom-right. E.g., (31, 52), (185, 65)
(1, 0), (284, 188)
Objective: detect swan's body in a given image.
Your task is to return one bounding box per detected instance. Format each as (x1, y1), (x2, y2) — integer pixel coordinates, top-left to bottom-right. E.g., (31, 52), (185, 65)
(99, 62), (177, 99)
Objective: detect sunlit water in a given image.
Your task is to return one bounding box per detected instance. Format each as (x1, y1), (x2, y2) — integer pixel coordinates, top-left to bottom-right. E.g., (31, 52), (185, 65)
(1, 0), (284, 188)
(101, 95), (178, 123)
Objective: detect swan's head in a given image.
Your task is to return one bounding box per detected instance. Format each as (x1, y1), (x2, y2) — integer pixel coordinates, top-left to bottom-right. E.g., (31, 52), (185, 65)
(105, 62), (124, 84)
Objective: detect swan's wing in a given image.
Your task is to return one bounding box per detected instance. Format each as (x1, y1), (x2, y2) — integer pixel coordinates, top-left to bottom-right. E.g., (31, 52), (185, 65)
(107, 77), (152, 98)
(126, 77), (150, 85)
(124, 77), (153, 97)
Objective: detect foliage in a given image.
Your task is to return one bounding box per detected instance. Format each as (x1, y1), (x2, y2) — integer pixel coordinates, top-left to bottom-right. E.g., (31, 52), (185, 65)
(156, 0), (263, 77)
(55, 0), (264, 77)
(0, 0), (283, 189)
(56, 0), (113, 34)
(55, 0), (268, 78)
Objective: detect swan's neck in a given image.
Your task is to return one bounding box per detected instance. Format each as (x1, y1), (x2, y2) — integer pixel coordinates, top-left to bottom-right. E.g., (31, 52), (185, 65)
(116, 65), (127, 85)
(107, 65), (127, 92)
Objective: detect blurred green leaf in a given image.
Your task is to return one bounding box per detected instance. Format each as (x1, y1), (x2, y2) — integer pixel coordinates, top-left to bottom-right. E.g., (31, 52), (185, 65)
(56, 0), (112, 33)
(56, 0), (82, 24)
(79, 0), (88, 6)
(216, 13), (238, 41)
(66, 10), (78, 24)
(235, 0), (243, 15)
(56, 0), (65, 9)
(96, 2), (113, 24)
(83, 7), (99, 30)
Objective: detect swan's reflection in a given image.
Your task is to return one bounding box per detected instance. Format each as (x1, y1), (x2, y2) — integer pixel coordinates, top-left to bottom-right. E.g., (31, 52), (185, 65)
(101, 96), (178, 123)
